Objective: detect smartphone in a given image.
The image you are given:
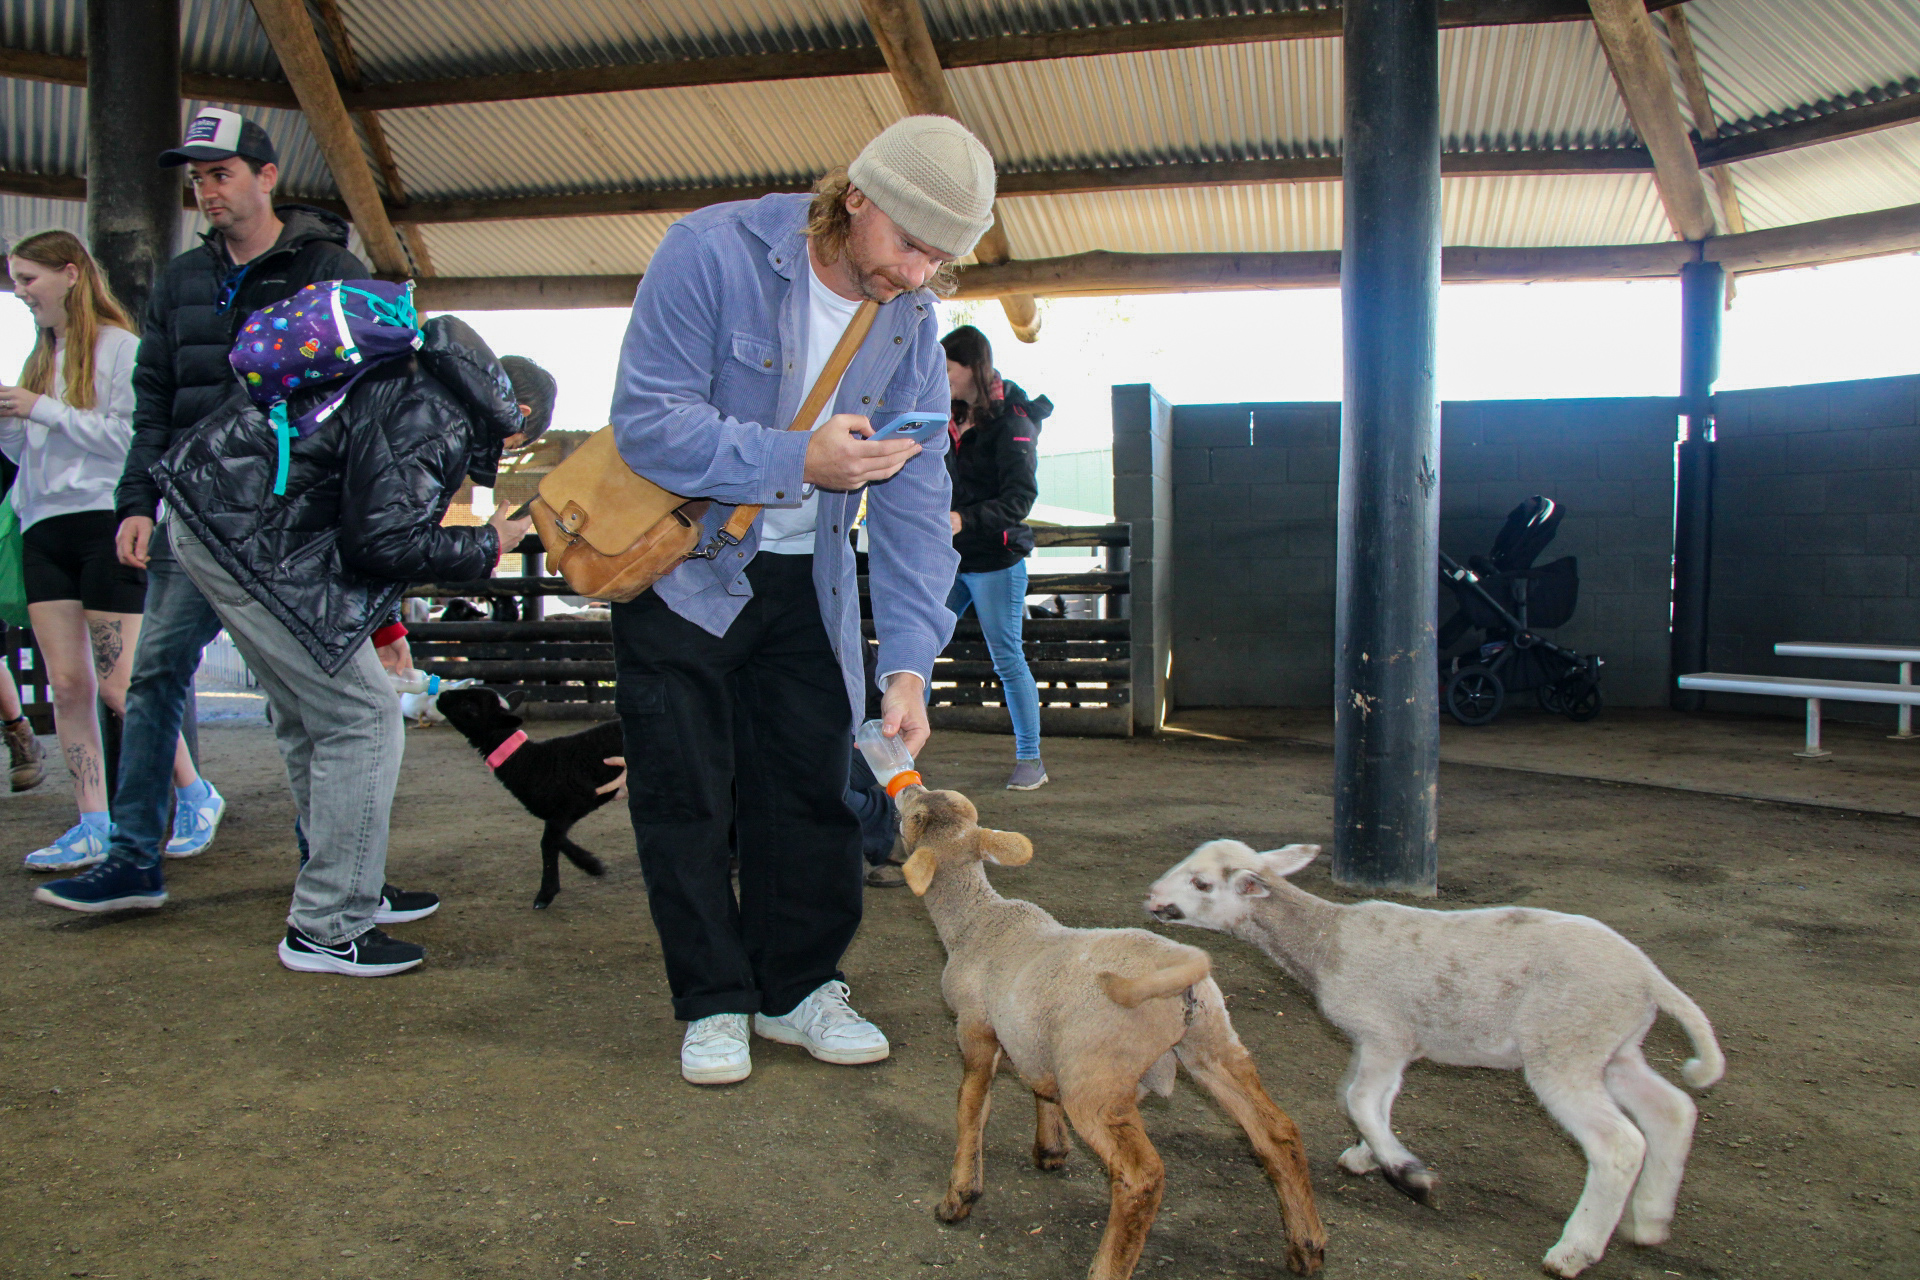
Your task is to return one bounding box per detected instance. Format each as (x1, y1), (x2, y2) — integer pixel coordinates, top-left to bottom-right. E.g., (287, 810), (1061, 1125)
(507, 500), (534, 520)
(865, 412), (949, 445)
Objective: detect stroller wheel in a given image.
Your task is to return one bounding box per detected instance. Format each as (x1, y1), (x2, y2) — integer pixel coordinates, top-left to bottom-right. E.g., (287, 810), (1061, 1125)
(1562, 675), (1603, 722)
(1444, 665), (1505, 726)
(1536, 681), (1568, 715)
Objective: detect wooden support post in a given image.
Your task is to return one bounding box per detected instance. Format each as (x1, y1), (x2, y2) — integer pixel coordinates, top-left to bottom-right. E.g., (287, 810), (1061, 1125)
(1333, 0), (1442, 896)
(856, 0), (1041, 340)
(1589, 0), (1716, 242)
(247, 0), (410, 277)
(1662, 6), (1744, 238)
(85, 0), (181, 322)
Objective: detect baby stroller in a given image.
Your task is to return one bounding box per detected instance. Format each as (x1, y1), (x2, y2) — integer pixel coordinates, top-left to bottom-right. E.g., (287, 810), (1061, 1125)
(1438, 496), (1603, 726)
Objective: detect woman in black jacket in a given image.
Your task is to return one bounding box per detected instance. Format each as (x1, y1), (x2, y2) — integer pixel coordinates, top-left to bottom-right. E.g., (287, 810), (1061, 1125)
(942, 325), (1053, 790)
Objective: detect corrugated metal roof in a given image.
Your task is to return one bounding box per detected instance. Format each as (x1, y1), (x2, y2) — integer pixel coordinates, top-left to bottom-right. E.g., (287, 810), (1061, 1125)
(1724, 119), (1920, 230)
(1683, 0), (1920, 129)
(6, 0), (1920, 283)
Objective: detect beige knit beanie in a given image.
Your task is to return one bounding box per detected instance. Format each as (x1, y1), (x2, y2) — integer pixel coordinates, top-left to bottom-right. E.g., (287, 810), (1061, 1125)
(847, 115), (997, 259)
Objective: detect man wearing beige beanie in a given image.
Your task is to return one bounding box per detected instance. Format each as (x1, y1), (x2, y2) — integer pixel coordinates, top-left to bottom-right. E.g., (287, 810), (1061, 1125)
(609, 115), (996, 1085)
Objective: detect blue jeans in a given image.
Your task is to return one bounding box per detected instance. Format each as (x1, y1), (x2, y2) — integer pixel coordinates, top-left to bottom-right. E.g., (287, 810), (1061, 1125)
(946, 560), (1042, 759)
(107, 522), (224, 871)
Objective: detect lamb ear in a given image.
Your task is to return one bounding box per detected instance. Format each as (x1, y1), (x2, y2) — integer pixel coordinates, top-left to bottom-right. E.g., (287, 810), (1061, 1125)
(1230, 869), (1272, 898)
(1257, 843), (1320, 879)
(976, 828), (1033, 867)
(504, 688), (527, 711)
(902, 848), (937, 896)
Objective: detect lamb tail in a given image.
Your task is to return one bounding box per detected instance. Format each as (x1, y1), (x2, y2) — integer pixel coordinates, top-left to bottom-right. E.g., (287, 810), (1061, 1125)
(1097, 952), (1212, 1009)
(1653, 975), (1725, 1088)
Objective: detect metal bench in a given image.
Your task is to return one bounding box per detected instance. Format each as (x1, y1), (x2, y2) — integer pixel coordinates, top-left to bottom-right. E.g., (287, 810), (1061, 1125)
(1676, 672), (1920, 758)
(1774, 642), (1920, 740)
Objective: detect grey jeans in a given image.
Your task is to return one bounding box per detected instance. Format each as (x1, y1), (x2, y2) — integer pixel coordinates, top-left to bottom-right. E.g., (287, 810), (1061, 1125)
(171, 524), (402, 944)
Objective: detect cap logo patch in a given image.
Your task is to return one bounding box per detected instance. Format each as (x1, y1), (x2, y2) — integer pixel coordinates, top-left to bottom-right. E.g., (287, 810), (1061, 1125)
(183, 109), (243, 153)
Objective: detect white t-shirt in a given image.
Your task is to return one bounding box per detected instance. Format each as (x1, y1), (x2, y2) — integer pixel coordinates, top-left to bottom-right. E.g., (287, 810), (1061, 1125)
(759, 260), (862, 554)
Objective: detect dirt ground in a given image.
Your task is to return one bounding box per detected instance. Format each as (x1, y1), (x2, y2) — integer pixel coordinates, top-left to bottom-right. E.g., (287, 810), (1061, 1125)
(2, 714), (1915, 1280)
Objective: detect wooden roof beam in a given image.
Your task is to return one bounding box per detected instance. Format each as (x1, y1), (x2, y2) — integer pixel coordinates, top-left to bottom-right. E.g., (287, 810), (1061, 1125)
(0, 2), (1692, 114)
(1662, 6), (1743, 238)
(246, 0), (410, 276)
(1588, 0), (1715, 241)
(858, 0), (1040, 341)
(384, 199), (1920, 311)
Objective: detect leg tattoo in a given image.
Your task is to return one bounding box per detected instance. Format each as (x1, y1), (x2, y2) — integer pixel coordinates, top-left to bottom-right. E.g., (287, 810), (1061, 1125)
(88, 620), (124, 679)
(64, 740), (102, 796)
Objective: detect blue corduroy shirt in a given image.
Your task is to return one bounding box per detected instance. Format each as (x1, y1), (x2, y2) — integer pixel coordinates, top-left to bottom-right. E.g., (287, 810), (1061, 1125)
(609, 194), (960, 725)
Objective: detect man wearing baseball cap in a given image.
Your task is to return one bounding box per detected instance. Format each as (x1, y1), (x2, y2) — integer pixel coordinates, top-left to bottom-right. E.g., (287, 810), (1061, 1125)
(35, 107), (380, 917)
(608, 116), (994, 1084)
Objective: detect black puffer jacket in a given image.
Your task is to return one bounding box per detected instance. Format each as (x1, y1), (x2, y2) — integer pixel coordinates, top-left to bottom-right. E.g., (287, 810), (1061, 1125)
(118, 205), (367, 522)
(151, 317), (515, 673)
(946, 380), (1051, 574)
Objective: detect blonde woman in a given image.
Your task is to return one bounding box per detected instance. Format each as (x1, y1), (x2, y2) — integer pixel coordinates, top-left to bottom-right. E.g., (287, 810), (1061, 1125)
(0, 231), (212, 873)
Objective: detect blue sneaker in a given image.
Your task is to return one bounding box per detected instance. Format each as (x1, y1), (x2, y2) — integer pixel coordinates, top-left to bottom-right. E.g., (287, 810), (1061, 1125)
(34, 859), (167, 913)
(165, 782), (226, 858)
(23, 822), (111, 873)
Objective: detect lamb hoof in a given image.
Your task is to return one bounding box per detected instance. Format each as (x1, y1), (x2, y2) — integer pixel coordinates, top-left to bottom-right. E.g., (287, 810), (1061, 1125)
(585, 858), (608, 877)
(1618, 1213), (1671, 1246)
(1284, 1235), (1326, 1276)
(1032, 1144), (1068, 1172)
(1540, 1241), (1598, 1277)
(1336, 1144), (1380, 1176)
(1381, 1160), (1437, 1206)
(935, 1190), (979, 1224)
(533, 897), (554, 910)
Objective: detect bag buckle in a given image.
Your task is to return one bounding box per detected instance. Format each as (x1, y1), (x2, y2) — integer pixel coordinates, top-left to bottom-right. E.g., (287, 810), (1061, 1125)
(690, 526), (741, 561)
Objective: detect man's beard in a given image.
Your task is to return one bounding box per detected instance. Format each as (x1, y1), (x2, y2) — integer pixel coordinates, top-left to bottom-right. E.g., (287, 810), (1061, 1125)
(843, 241), (908, 303)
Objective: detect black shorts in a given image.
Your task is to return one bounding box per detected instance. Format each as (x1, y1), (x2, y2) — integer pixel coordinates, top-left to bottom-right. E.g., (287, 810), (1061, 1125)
(21, 510), (148, 614)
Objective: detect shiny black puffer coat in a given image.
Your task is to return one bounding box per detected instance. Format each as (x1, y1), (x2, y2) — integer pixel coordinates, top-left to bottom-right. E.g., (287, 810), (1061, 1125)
(151, 317), (514, 674)
(119, 205), (367, 522)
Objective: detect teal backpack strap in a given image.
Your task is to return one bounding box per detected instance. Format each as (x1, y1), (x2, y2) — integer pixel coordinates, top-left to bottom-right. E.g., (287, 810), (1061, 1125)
(269, 402), (296, 496)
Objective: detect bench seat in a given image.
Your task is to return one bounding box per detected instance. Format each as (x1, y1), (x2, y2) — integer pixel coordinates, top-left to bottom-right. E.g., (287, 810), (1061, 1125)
(1676, 672), (1920, 757)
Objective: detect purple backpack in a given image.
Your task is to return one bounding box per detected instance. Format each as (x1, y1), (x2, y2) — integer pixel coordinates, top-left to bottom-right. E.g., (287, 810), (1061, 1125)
(230, 279), (422, 495)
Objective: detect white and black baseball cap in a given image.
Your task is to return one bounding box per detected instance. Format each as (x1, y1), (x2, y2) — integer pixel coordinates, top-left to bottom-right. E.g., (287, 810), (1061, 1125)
(158, 108), (279, 168)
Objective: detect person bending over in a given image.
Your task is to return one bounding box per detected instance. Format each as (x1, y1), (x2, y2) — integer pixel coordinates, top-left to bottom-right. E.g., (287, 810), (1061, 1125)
(133, 314), (546, 976)
(941, 324), (1052, 790)
(608, 116), (985, 1084)
(0, 232), (205, 870)
(33, 109), (367, 914)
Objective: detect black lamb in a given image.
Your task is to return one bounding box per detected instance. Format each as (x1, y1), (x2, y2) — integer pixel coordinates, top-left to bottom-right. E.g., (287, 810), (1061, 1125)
(434, 686), (626, 908)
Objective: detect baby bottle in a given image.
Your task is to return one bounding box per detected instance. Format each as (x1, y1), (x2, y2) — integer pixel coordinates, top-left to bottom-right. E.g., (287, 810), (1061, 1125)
(388, 668), (441, 696)
(855, 719), (923, 796)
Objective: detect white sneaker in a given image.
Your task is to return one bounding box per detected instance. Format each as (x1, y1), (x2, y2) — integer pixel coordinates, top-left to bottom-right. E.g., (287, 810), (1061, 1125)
(753, 980), (890, 1065)
(681, 1013), (751, 1085)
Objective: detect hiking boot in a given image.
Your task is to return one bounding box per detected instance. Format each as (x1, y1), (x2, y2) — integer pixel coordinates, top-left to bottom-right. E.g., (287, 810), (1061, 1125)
(753, 980), (890, 1065)
(34, 859), (167, 913)
(681, 1013), (752, 1085)
(4, 716), (43, 792)
(164, 782), (225, 858)
(865, 863), (907, 888)
(1006, 758), (1049, 791)
(23, 821), (111, 873)
(277, 925), (424, 977)
(374, 884), (440, 925)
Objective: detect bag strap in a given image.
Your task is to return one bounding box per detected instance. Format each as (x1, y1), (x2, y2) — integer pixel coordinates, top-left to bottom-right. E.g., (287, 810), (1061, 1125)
(707, 299), (879, 550)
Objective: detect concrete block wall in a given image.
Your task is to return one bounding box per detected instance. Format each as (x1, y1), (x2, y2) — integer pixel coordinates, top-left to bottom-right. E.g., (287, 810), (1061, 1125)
(1167, 396), (1679, 709)
(1707, 373), (1920, 721)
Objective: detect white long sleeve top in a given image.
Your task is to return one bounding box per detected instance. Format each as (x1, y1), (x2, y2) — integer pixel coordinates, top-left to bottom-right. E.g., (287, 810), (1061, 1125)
(0, 326), (140, 531)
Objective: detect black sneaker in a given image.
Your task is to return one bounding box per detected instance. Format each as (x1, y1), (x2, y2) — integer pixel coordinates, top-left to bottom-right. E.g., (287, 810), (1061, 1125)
(33, 858), (167, 913)
(373, 884), (439, 924)
(277, 925), (424, 977)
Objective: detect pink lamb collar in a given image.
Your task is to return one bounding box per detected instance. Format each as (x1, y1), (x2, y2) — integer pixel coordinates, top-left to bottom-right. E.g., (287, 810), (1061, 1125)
(486, 730), (529, 770)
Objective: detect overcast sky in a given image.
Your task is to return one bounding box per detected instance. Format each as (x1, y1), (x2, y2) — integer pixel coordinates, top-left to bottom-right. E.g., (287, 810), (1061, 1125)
(6, 252), (1918, 458)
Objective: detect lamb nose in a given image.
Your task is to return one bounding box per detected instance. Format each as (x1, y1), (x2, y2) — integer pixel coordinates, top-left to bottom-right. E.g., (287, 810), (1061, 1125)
(1151, 902), (1183, 921)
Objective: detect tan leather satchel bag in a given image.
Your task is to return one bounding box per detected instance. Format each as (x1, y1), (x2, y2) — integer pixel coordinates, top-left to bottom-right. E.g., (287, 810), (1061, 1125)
(530, 299), (878, 603)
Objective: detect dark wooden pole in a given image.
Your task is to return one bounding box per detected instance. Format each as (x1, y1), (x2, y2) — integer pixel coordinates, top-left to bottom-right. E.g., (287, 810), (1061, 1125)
(1333, 0), (1442, 895)
(1670, 259), (1722, 710)
(85, 0), (180, 324)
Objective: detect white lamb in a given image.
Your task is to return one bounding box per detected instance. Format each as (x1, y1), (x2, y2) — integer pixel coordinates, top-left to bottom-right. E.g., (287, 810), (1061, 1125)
(1143, 840), (1724, 1279)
